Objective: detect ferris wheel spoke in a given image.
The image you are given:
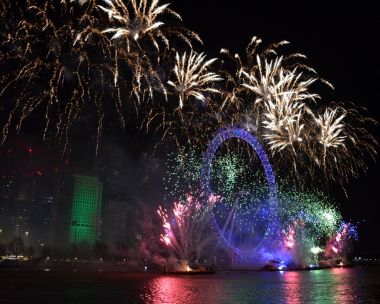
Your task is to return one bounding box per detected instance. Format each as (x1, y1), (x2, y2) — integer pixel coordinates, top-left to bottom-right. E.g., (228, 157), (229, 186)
(201, 127), (278, 255)
(220, 199), (239, 237)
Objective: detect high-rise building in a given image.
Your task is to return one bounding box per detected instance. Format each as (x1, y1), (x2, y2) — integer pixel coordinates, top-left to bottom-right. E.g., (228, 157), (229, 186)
(104, 200), (129, 249)
(70, 175), (102, 247)
(32, 195), (54, 247)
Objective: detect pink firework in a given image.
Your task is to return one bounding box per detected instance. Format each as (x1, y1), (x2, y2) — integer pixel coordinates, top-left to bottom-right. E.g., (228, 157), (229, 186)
(157, 193), (217, 262)
(282, 219), (305, 250)
(325, 222), (358, 257)
(284, 227), (296, 249)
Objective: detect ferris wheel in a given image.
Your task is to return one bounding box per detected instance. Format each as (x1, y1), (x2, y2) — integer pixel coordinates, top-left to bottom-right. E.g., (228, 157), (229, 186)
(200, 127), (278, 257)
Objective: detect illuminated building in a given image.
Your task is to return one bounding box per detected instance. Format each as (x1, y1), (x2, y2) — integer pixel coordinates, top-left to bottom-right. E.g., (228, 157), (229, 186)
(70, 175), (102, 246)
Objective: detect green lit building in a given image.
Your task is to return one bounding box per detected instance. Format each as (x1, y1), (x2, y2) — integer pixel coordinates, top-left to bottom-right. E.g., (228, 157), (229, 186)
(70, 175), (102, 246)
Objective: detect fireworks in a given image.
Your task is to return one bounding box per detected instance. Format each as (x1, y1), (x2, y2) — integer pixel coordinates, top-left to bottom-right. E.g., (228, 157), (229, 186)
(161, 146), (356, 265)
(0, 1), (120, 154)
(240, 57), (318, 119)
(219, 38), (317, 113)
(143, 50), (224, 149)
(314, 107), (346, 153)
(158, 127), (363, 266)
(310, 104), (378, 188)
(97, 0), (200, 102)
(162, 125), (359, 262)
(275, 189), (359, 265)
(218, 37), (378, 188)
(96, 0), (203, 107)
(155, 181), (357, 268)
(167, 51), (222, 109)
(157, 193), (216, 267)
(1, 1), (377, 188)
(324, 222), (358, 259)
(99, 0), (172, 46)
(98, 0), (200, 50)
(164, 146), (268, 204)
(0, 0), (200, 155)
(254, 60), (318, 156)
(163, 140), (273, 256)
(278, 189), (342, 239)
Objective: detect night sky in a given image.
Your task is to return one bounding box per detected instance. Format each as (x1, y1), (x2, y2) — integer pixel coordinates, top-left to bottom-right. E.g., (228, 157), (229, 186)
(1, 1), (380, 255)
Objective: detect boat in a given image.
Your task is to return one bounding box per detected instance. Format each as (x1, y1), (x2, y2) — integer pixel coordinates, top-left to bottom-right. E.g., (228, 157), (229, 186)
(164, 265), (216, 275)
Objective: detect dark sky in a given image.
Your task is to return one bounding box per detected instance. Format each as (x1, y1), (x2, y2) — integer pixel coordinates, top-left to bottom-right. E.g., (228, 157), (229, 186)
(172, 0), (380, 255)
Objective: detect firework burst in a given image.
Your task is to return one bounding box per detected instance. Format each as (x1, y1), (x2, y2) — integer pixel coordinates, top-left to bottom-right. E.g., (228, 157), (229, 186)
(310, 104), (378, 186)
(0, 2), (377, 190)
(157, 193), (217, 268)
(0, 0), (200, 155)
(167, 51), (222, 109)
(220, 37), (317, 111)
(218, 38), (320, 162)
(146, 50), (223, 148)
(164, 147), (267, 204)
(218, 37), (377, 189)
(98, 0), (200, 51)
(0, 0), (118, 155)
(278, 189), (342, 240)
(274, 188), (358, 265)
(324, 222), (358, 259)
(97, 0), (202, 103)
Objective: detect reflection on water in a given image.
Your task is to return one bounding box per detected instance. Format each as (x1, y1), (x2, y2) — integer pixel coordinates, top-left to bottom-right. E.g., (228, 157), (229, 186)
(309, 269), (335, 304)
(142, 276), (222, 303)
(283, 271), (302, 304)
(282, 267), (377, 304)
(1, 268), (379, 304)
(331, 268), (357, 304)
(141, 268), (380, 304)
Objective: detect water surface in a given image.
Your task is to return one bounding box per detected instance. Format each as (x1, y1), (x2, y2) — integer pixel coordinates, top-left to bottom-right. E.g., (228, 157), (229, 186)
(1, 267), (379, 303)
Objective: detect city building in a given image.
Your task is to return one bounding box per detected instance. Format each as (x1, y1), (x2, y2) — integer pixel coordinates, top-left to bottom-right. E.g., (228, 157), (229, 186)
(104, 200), (129, 251)
(70, 175), (102, 247)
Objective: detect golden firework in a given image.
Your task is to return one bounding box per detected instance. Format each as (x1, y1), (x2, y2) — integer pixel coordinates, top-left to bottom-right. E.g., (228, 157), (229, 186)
(167, 51), (222, 109)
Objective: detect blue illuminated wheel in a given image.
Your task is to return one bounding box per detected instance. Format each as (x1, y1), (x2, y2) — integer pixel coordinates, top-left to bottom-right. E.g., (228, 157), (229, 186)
(200, 127), (277, 256)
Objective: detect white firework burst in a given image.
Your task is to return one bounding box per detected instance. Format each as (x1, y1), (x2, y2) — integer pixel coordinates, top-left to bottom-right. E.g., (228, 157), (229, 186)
(98, 0), (200, 50)
(240, 56), (319, 116)
(312, 106), (375, 176)
(262, 93), (306, 153)
(167, 51), (222, 109)
(315, 107), (347, 156)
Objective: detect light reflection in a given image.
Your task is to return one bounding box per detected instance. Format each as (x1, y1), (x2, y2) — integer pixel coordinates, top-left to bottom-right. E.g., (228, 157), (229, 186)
(298, 268), (358, 303)
(309, 269), (334, 303)
(331, 267), (357, 303)
(137, 268), (367, 303)
(141, 275), (221, 303)
(283, 271), (302, 304)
